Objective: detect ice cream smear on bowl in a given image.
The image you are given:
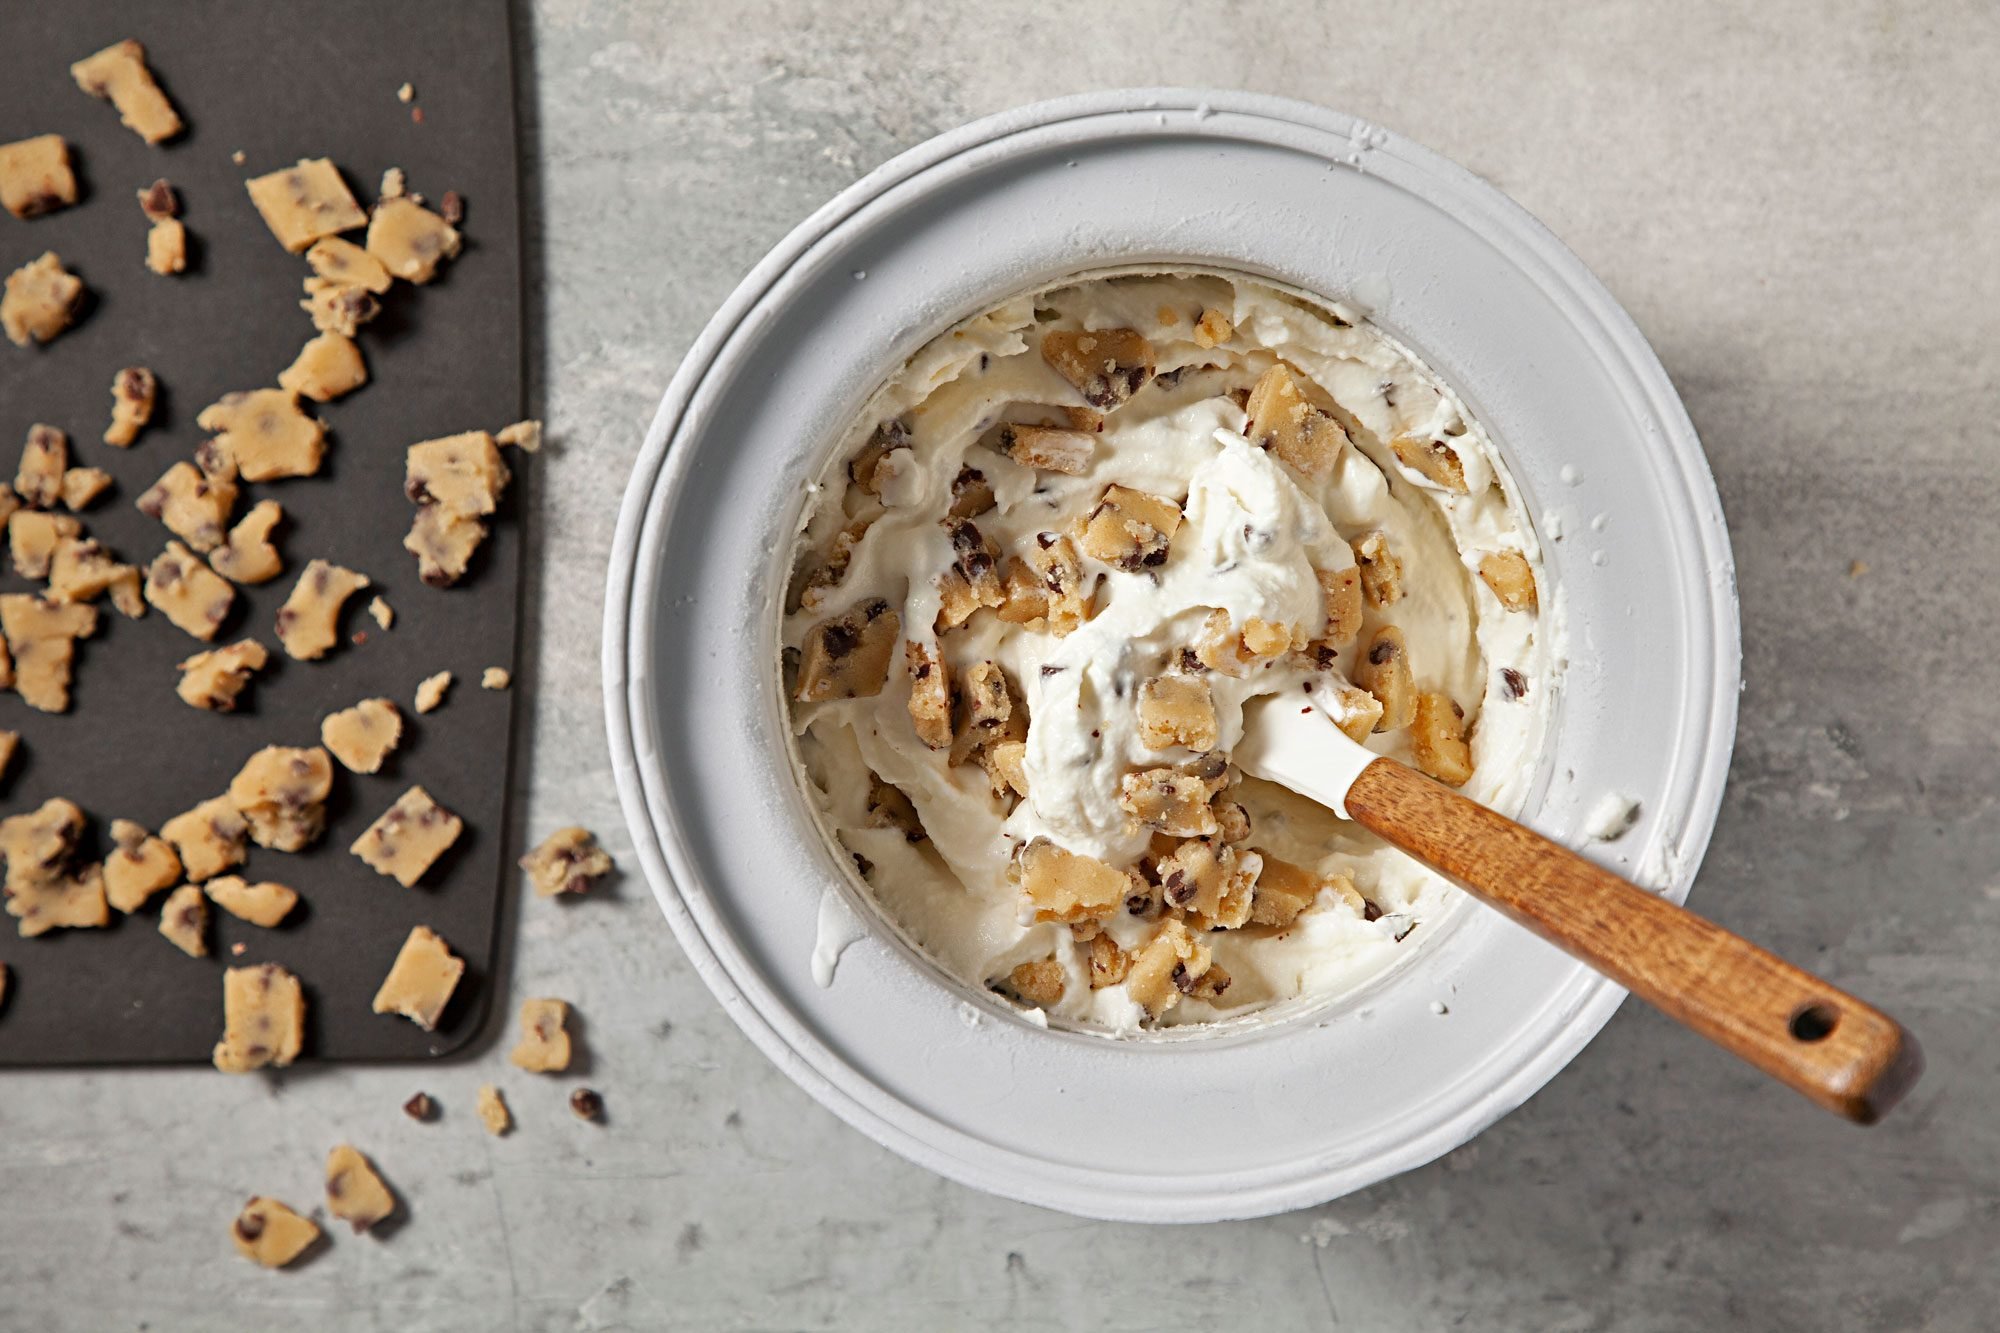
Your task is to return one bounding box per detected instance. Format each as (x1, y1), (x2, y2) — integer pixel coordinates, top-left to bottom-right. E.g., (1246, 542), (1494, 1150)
(783, 272), (1553, 1032)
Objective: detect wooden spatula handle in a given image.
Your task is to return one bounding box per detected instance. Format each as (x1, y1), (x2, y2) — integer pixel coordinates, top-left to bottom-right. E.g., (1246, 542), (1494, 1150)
(1343, 759), (1922, 1124)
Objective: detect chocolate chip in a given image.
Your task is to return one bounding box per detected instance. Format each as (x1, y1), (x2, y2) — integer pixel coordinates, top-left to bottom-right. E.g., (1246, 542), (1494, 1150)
(402, 1092), (436, 1121)
(569, 1088), (604, 1121)
(1369, 640), (1395, 665)
(234, 1211), (265, 1242)
(1171, 961), (1194, 993)
(440, 190), (465, 225)
(1501, 668), (1527, 700)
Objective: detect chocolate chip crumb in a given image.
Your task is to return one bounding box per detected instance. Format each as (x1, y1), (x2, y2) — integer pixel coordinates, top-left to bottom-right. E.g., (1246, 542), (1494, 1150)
(403, 1091), (436, 1121)
(569, 1088), (604, 1121)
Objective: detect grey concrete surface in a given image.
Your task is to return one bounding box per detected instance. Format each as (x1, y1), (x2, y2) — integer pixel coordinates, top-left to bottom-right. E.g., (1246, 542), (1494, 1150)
(3, 2), (1996, 1329)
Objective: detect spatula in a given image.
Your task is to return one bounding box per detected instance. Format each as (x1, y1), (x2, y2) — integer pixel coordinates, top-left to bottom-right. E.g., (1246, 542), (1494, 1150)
(1235, 693), (1922, 1124)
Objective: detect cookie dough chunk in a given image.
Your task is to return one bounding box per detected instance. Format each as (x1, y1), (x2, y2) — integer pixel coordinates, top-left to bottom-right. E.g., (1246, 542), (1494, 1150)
(1390, 434), (1469, 493)
(495, 419), (542, 453)
(1317, 565), (1363, 649)
(413, 670), (451, 713)
(299, 276), (381, 337)
(157, 884), (208, 957)
(0, 594), (96, 711)
(1135, 674), (1217, 751)
(1117, 767), (1222, 838)
(304, 236), (392, 293)
(352, 787), (463, 888)
(368, 597), (393, 629)
(208, 501), (284, 585)
(1246, 363), (1348, 480)
(176, 639), (268, 711)
(509, 997), (573, 1072)
(403, 505), (489, 588)
(246, 158), (365, 253)
(60, 468), (112, 510)
(2, 252), (85, 348)
(49, 539), (144, 618)
(11, 511), (83, 579)
(70, 41), (184, 144)
(16, 422), (67, 508)
(370, 925), (464, 1028)
(477, 1085), (512, 1136)
(1014, 838), (1131, 924)
(989, 422), (1094, 475)
(146, 217), (188, 276)
(104, 367), (158, 446)
(365, 196), (462, 283)
(325, 1145), (396, 1233)
(4, 861), (105, 937)
(519, 826), (614, 897)
(231, 1197), (319, 1269)
(905, 641), (951, 748)
(104, 819), (182, 912)
(1041, 328), (1155, 408)
(146, 541), (236, 640)
(1411, 692), (1475, 787)
(228, 745), (334, 852)
(1123, 917), (1220, 1019)
(794, 600), (898, 703)
(197, 389), (326, 482)
(162, 794), (249, 883)
(274, 559), (369, 660)
(402, 431), (509, 586)
(1354, 625), (1415, 733)
(0, 135), (77, 219)
(278, 331), (366, 403)
(1478, 550), (1538, 612)
(1354, 531), (1404, 606)
(1079, 485), (1182, 572)
(0, 798), (109, 936)
(204, 875), (298, 928)
(137, 460), (238, 553)
(320, 698), (401, 774)
(212, 963), (305, 1072)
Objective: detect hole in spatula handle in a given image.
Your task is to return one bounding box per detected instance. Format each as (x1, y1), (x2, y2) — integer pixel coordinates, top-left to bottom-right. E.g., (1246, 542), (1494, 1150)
(1789, 1002), (1840, 1043)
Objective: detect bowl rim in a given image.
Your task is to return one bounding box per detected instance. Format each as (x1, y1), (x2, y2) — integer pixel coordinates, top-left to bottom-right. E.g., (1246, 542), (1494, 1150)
(604, 88), (1741, 1221)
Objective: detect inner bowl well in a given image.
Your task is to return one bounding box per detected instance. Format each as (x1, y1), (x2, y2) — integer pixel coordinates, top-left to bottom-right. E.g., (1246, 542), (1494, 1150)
(606, 90), (1739, 1221)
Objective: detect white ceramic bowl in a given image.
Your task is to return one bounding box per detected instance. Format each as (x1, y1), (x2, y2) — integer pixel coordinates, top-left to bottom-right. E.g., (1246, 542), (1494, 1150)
(605, 90), (1740, 1222)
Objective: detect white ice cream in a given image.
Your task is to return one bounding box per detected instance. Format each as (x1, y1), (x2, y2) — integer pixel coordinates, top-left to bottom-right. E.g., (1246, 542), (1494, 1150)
(784, 272), (1554, 1031)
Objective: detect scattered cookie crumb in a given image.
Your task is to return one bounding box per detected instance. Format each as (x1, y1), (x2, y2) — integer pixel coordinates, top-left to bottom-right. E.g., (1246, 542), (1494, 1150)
(211, 963), (305, 1072)
(1584, 791), (1642, 842)
(397, 83), (415, 103)
(569, 1088), (604, 1122)
(0, 135), (77, 219)
(70, 40), (184, 144)
(3, 251), (86, 348)
(352, 787), (462, 887)
(519, 826), (613, 897)
(370, 924), (464, 1029)
(414, 670), (452, 713)
(368, 596), (393, 629)
(230, 1197), (319, 1269)
(477, 1084), (511, 1136)
(325, 1145), (396, 1233)
(231, 149), (246, 166)
(481, 667), (509, 690)
(495, 419), (541, 453)
(1849, 559), (1869, 578)
(104, 367), (158, 446)
(509, 997), (572, 1072)
(402, 1091), (436, 1122)
(379, 166), (406, 201)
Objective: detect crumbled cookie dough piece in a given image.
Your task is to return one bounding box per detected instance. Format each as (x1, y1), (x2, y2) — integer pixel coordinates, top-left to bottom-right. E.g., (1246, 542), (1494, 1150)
(1354, 531), (1403, 606)
(1001, 533), (1090, 634)
(1154, 835), (1240, 921)
(947, 660), (1025, 766)
(904, 640), (951, 749)
(146, 541), (236, 640)
(1192, 609), (1285, 678)
(519, 826), (614, 897)
(1390, 434), (1469, 493)
(1124, 918), (1220, 1019)
(197, 389), (326, 482)
(208, 500), (284, 584)
(1079, 485), (1182, 572)
(1041, 328), (1155, 408)
(480, 667), (510, 691)
(1317, 565), (1363, 649)
(948, 465), (995, 521)
(70, 40), (183, 144)
(321, 698), (401, 774)
(864, 775), (925, 841)
(157, 884), (209, 957)
(1354, 625), (1415, 733)
(1478, 550), (1538, 612)
(60, 468), (112, 511)
(17, 422), (67, 508)
(4, 862), (106, 937)
(0, 798), (109, 936)
(367, 597), (393, 629)
(352, 787), (463, 888)
(1249, 854), (1346, 928)
(299, 276), (381, 336)
(245, 158), (365, 252)
(0, 731), (17, 788)
(304, 236), (392, 293)
(204, 875), (298, 928)
(509, 997), (573, 1072)
(379, 166), (407, 200)
(495, 419), (542, 453)
(1000, 958), (1065, 1008)
(49, 539), (143, 618)
(989, 422), (1094, 475)
(935, 518), (1005, 631)
(325, 1145), (396, 1233)
(402, 505), (487, 588)
(1192, 307), (1234, 348)
(370, 924), (464, 1028)
(365, 196), (462, 283)
(0, 135), (77, 219)
(274, 559), (369, 660)
(397, 83), (416, 103)
(146, 217), (187, 276)
(401, 1091), (435, 1121)
(11, 511), (82, 579)
(1246, 363), (1348, 480)
(104, 818), (182, 912)
(1411, 692), (1475, 787)
(1015, 838), (1131, 923)
(0, 797), (83, 884)
(569, 1088), (604, 1121)
(1117, 765), (1226, 838)
(277, 331), (366, 403)
(477, 1085), (512, 1136)
(2, 252), (85, 348)
(176, 640), (268, 711)
(0, 594), (96, 711)
(137, 459), (238, 553)
(230, 1197), (319, 1268)
(402, 430), (510, 586)
(414, 670), (452, 713)
(847, 419), (909, 495)
(794, 600), (899, 702)
(104, 367), (158, 446)
(1135, 674), (1217, 751)
(1323, 682), (1384, 742)
(162, 793), (249, 883)
(228, 746), (334, 852)
(211, 962), (305, 1071)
